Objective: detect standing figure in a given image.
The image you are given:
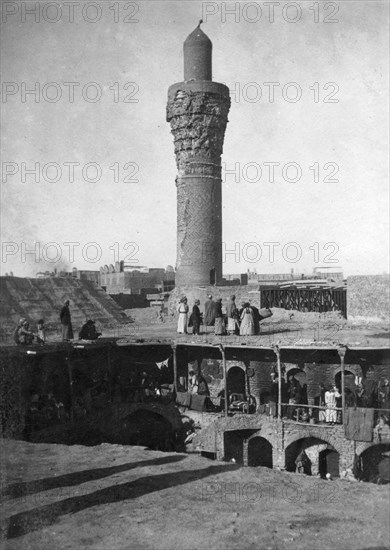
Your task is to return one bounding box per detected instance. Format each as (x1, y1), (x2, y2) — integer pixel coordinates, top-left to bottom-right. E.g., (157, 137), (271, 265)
(315, 383), (327, 422)
(287, 374), (302, 420)
(190, 300), (202, 335)
(239, 303), (254, 336)
(355, 383), (369, 407)
(295, 449), (310, 474)
(378, 379), (390, 410)
(60, 300), (73, 341)
(177, 297), (189, 334)
(204, 295), (216, 331)
(188, 370), (199, 394)
(214, 298), (225, 335)
(36, 319), (46, 345)
(325, 385), (341, 424)
(226, 295), (239, 335)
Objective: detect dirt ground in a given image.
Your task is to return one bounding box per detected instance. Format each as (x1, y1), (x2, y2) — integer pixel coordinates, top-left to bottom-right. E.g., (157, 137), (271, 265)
(0, 440), (389, 550)
(125, 307), (390, 347)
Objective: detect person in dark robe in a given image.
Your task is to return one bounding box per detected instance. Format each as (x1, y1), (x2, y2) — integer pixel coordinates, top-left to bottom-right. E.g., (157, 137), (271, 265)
(60, 300), (73, 341)
(226, 295), (239, 335)
(190, 300), (202, 335)
(251, 305), (261, 335)
(295, 449), (310, 474)
(214, 298), (225, 335)
(203, 295), (216, 330)
(315, 383), (326, 422)
(79, 320), (101, 340)
(287, 374), (302, 420)
(378, 379), (390, 410)
(198, 375), (210, 396)
(355, 383), (369, 407)
(345, 387), (356, 407)
(217, 388), (226, 412)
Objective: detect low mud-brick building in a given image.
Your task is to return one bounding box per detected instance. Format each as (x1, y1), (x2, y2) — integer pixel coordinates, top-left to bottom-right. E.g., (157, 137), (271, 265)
(166, 22), (231, 286)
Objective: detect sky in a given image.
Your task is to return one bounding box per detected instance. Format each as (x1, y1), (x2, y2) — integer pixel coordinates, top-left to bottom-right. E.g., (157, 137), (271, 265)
(1, 0), (389, 278)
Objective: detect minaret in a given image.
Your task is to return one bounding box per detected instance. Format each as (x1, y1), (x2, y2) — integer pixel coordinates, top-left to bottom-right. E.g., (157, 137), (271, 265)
(167, 22), (231, 286)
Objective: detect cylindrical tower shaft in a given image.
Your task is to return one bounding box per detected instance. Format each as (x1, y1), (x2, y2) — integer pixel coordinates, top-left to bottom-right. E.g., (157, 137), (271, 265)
(167, 25), (230, 287)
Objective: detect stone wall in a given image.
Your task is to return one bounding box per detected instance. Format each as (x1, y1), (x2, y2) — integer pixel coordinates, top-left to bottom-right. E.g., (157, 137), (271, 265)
(348, 275), (390, 320)
(192, 414), (385, 479)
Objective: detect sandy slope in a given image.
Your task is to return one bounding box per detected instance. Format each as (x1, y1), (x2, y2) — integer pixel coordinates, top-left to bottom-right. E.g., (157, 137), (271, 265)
(0, 440), (389, 550)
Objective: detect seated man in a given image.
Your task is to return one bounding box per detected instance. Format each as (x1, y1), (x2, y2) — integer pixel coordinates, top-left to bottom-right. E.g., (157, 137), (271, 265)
(79, 320), (101, 340)
(17, 320), (35, 345)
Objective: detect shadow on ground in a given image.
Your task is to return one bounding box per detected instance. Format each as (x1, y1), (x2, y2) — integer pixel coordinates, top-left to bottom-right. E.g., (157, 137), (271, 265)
(3, 463), (240, 539)
(1, 454), (186, 500)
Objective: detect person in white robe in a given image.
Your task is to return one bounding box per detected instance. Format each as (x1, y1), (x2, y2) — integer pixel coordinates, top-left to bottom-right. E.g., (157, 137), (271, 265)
(239, 303), (255, 336)
(325, 386), (341, 424)
(177, 297), (189, 334)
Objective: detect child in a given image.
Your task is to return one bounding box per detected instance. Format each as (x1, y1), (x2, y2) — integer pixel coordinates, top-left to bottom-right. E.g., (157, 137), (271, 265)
(36, 319), (46, 344)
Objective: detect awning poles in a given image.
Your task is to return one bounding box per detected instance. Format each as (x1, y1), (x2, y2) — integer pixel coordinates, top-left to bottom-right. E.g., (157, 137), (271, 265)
(219, 344), (228, 417)
(338, 346), (347, 425)
(274, 346), (282, 419)
(172, 345), (178, 393)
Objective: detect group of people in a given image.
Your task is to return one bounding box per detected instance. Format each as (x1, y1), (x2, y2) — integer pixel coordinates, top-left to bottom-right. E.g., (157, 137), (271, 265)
(177, 294), (272, 336)
(24, 392), (67, 436)
(13, 300), (102, 345)
(187, 369), (211, 396)
(14, 318), (46, 345)
(268, 372), (390, 425)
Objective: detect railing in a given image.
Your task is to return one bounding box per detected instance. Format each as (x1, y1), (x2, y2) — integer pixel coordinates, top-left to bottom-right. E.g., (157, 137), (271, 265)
(278, 402), (342, 424)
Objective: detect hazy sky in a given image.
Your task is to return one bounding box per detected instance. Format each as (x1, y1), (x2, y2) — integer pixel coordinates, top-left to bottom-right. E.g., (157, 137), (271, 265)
(1, 0), (389, 277)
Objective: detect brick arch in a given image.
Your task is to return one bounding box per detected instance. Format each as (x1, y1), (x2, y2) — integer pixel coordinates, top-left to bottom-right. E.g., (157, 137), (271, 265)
(333, 365), (362, 377)
(355, 441), (390, 456)
(119, 402), (184, 432)
(226, 363), (246, 372)
(284, 429), (344, 456)
(247, 430), (277, 450)
(285, 365), (304, 374)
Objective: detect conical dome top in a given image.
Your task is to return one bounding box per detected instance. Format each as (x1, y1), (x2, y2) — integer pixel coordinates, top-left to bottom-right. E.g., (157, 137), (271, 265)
(184, 20), (212, 47)
(183, 21), (212, 81)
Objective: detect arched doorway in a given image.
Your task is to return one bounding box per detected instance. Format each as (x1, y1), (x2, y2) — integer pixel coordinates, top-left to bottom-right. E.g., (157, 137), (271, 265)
(335, 370), (355, 391)
(224, 430), (246, 464)
(285, 437), (339, 476)
(319, 449), (340, 478)
(227, 367), (246, 399)
(358, 444), (390, 483)
(248, 437), (273, 468)
(118, 410), (175, 451)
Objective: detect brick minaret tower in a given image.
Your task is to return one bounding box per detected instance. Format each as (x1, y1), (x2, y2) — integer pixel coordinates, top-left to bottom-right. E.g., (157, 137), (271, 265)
(167, 22), (231, 286)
